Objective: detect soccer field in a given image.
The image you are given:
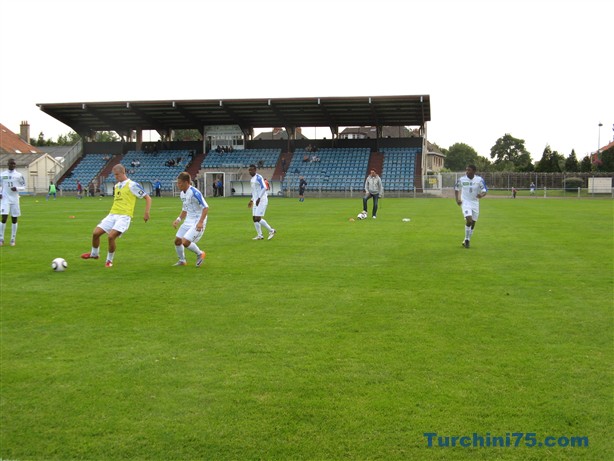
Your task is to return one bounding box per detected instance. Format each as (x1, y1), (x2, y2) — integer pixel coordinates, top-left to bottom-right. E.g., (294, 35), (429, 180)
(1, 195), (612, 460)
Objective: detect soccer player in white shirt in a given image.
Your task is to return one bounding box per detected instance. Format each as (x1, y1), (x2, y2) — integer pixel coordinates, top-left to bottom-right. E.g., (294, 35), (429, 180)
(454, 164), (487, 249)
(0, 158), (26, 246)
(248, 164), (276, 240)
(172, 172), (208, 267)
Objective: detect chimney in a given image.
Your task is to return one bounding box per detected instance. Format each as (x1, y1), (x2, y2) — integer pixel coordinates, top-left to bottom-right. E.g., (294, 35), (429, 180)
(19, 121), (30, 142)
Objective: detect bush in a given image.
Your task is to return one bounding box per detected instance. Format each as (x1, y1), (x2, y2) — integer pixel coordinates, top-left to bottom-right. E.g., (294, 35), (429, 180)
(563, 177), (583, 191)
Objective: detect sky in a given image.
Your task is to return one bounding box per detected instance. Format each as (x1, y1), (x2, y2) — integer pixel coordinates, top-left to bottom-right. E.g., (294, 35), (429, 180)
(0, 0), (612, 161)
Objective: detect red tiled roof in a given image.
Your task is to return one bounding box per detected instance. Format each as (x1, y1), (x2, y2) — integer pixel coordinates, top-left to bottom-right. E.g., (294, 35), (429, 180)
(0, 123), (42, 155)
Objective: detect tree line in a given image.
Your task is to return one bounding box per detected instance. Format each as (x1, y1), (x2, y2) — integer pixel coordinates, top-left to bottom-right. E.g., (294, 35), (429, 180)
(441, 133), (614, 172)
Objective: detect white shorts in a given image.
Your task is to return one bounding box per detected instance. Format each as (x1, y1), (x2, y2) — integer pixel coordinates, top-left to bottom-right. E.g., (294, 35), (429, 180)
(97, 214), (132, 234)
(462, 203), (480, 221)
(0, 202), (20, 217)
(252, 200), (268, 217)
(175, 221), (206, 243)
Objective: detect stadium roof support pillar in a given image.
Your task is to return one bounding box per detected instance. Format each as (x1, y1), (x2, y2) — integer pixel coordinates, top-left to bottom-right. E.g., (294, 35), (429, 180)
(330, 126), (338, 139)
(421, 123), (428, 174)
(135, 129), (143, 151)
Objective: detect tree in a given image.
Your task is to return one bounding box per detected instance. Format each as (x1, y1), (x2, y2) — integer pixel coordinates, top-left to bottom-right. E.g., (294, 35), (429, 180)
(444, 142), (479, 171)
(489, 134), (534, 171)
(172, 129), (202, 141)
(535, 145), (564, 172)
(564, 149), (579, 172)
(56, 131), (81, 146)
(30, 131), (54, 146)
(92, 131), (120, 142)
(596, 145), (614, 172)
(474, 155), (492, 172)
(579, 155), (593, 172)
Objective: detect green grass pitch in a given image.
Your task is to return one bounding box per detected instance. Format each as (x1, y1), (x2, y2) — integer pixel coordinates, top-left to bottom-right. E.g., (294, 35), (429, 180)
(1, 195), (612, 460)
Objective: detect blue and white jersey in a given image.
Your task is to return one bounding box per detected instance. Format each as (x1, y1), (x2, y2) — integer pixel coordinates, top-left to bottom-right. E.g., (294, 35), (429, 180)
(180, 186), (208, 225)
(250, 173), (268, 203)
(0, 169), (26, 204)
(454, 174), (487, 204)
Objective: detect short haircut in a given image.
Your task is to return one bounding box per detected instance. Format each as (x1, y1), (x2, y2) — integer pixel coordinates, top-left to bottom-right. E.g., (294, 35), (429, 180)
(177, 172), (191, 183)
(467, 164), (477, 171)
(249, 164), (257, 169)
(112, 164), (126, 174)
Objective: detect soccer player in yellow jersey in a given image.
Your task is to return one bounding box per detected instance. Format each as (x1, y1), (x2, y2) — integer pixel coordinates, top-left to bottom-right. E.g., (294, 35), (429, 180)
(81, 164), (152, 267)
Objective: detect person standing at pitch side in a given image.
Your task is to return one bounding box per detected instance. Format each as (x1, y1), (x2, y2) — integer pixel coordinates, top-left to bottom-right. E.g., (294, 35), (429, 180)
(454, 164), (487, 249)
(248, 164), (276, 240)
(362, 169), (383, 219)
(0, 158), (26, 246)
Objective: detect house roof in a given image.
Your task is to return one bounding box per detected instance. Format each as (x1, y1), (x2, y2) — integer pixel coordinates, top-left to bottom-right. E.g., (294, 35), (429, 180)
(37, 95), (431, 136)
(0, 123), (43, 156)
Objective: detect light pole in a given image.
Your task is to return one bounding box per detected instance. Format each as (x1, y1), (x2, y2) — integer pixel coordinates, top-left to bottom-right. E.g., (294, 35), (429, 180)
(598, 122), (603, 157)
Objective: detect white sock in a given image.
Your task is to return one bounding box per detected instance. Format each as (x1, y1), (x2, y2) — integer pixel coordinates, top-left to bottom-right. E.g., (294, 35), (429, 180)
(91, 247), (100, 257)
(254, 221), (262, 236)
(469, 228), (474, 239)
(11, 223), (18, 240)
(260, 219), (272, 232)
(175, 245), (185, 261)
(465, 226), (472, 240)
(107, 251), (115, 262)
(0, 222), (5, 240)
(186, 242), (202, 255)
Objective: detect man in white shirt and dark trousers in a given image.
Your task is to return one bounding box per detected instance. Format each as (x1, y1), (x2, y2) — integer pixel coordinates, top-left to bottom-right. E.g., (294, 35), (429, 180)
(363, 169), (383, 219)
(248, 164), (276, 240)
(454, 164), (488, 249)
(0, 158), (26, 246)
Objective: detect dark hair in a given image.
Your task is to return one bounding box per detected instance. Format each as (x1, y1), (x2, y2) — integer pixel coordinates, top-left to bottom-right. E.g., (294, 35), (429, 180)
(467, 164), (477, 171)
(249, 164), (257, 169)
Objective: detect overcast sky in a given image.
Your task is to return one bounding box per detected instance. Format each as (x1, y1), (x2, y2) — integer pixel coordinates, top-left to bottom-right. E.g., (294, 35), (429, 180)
(0, 0), (611, 160)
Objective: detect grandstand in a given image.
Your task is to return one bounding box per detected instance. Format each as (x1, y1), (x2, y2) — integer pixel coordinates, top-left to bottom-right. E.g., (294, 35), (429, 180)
(380, 147), (419, 191)
(110, 150), (191, 191)
(202, 148), (280, 169)
(282, 148), (371, 192)
(59, 154), (110, 191)
(41, 96), (431, 196)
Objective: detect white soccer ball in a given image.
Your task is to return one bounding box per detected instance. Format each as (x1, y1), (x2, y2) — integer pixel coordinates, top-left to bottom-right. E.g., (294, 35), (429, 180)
(51, 257), (68, 272)
(357, 211), (368, 220)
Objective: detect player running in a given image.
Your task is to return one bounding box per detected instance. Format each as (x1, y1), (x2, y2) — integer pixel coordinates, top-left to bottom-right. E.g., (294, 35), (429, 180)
(454, 164), (487, 249)
(172, 172), (208, 267)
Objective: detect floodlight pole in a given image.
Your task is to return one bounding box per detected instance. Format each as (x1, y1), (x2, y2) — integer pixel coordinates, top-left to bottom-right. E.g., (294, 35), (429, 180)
(597, 122), (603, 158)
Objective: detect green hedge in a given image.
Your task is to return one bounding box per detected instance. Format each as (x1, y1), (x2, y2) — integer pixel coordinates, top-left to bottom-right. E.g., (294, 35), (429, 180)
(563, 177), (584, 191)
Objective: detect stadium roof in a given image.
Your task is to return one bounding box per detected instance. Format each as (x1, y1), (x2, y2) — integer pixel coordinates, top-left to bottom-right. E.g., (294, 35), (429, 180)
(37, 95), (431, 136)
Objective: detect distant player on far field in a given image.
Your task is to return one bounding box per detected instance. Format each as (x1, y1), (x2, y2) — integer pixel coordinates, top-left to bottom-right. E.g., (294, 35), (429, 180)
(81, 164), (151, 267)
(454, 164), (487, 249)
(172, 172), (207, 267)
(248, 164), (276, 240)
